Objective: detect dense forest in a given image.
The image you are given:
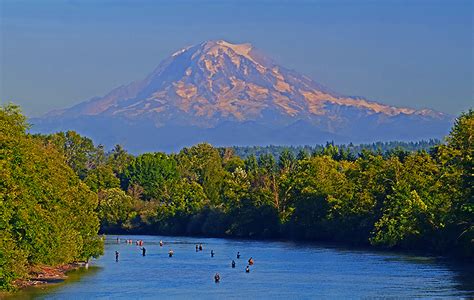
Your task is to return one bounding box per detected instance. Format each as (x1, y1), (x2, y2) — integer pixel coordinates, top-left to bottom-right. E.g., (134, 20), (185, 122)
(1, 104), (472, 290)
(232, 140), (441, 160)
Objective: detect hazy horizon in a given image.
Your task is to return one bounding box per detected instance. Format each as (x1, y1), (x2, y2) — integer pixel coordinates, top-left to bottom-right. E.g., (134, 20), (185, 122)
(1, 0), (473, 117)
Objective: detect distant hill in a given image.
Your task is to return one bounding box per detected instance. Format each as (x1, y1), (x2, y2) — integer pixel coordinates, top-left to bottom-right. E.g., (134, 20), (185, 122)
(32, 40), (453, 153)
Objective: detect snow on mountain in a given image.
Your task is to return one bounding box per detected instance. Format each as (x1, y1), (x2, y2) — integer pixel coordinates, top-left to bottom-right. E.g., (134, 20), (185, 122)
(33, 40), (452, 152)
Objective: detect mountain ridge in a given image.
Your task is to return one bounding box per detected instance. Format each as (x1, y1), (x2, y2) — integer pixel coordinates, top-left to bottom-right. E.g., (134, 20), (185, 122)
(33, 40), (452, 152)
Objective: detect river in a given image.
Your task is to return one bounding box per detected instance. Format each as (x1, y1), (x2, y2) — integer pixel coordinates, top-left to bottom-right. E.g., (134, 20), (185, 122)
(10, 235), (474, 299)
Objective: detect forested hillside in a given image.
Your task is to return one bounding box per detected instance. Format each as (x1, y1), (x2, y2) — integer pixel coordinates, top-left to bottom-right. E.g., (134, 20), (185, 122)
(1, 105), (472, 291)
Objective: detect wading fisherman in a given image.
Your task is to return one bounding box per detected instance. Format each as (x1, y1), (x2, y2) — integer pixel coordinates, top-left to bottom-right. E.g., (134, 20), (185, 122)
(141, 247), (146, 256)
(169, 249), (174, 257)
(231, 260), (236, 268)
(248, 257), (254, 265)
(237, 252), (241, 259)
(246, 265), (250, 273)
(196, 244), (199, 252)
(199, 244), (203, 251)
(115, 251), (119, 262)
(214, 273), (220, 283)
(211, 250), (215, 257)
(160, 240), (163, 247)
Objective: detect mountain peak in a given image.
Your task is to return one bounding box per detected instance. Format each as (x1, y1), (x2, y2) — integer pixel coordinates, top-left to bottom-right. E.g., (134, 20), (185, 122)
(36, 40), (451, 152)
(56, 40), (446, 122)
(214, 40), (253, 54)
(171, 40), (265, 69)
(199, 40), (253, 52)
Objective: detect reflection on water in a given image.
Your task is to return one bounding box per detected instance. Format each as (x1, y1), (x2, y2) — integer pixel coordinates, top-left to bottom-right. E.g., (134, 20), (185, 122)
(438, 259), (474, 294)
(7, 267), (100, 300)
(7, 236), (474, 299)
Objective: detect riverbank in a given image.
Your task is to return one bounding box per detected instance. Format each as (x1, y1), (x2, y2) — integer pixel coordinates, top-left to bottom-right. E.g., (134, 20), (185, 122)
(10, 262), (87, 291)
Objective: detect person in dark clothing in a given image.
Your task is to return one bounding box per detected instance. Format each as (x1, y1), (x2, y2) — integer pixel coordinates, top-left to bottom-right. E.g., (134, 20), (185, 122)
(169, 249), (174, 257)
(211, 250), (215, 257)
(248, 257), (254, 265)
(214, 273), (220, 283)
(245, 266), (250, 273)
(196, 244), (199, 252)
(199, 244), (203, 251)
(231, 260), (236, 268)
(115, 251), (119, 262)
(237, 251), (241, 259)
(141, 247), (146, 256)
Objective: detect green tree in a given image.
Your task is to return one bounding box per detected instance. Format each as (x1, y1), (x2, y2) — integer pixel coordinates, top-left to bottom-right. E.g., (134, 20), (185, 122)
(0, 104), (103, 290)
(43, 131), (95, 179)
(98, 188), (134, 231)
(436, 110), (473, 257)
(84, 165), (120, 193)
(286, 156), (351, 239)
(371, 188), (430, 247)
(107, 144), (133, 175)
(122, 152), (179, 200)
(177, 144), (225, 205)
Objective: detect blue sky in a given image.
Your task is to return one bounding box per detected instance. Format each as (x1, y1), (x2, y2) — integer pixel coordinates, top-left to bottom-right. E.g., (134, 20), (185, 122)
(1, 0), (472, 116)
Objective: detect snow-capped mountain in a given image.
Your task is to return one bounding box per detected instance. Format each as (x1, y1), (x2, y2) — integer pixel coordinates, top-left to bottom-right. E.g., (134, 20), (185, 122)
(34, 40), (452, 152)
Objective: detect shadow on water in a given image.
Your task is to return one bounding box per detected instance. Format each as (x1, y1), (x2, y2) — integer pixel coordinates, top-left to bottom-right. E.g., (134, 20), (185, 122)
(5, 266), (101, 300)
(437, 259), (474, 295)
(274, 238), (474, 296)
(385, 255), (474, 295)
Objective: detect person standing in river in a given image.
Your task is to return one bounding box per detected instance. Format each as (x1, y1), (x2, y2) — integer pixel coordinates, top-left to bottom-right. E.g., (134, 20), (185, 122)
(115, 251), (119, 262)
(141, 247), (146, 256)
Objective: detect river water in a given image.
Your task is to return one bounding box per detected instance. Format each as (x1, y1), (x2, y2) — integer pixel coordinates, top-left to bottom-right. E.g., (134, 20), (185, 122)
(10, 235), (474, 299)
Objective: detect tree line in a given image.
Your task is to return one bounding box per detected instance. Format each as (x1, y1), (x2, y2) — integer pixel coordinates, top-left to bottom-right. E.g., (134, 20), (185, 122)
(1, 104), (472, 289)
(232, 140), (441, 160)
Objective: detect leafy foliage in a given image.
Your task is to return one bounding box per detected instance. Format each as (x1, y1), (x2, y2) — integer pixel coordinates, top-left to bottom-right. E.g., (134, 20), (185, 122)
(0, 104), (103, 290)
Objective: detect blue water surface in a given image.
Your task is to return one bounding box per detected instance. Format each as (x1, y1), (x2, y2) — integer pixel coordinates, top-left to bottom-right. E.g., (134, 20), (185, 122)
(10, 235), (474, 299)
